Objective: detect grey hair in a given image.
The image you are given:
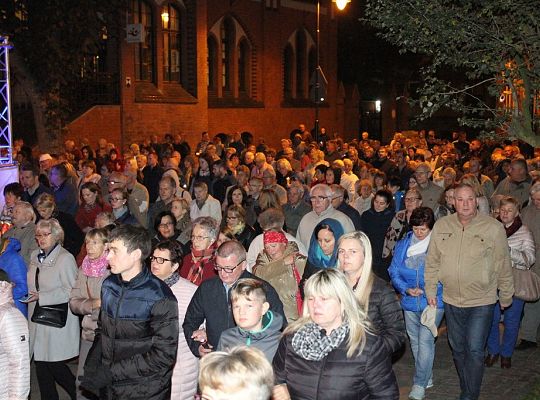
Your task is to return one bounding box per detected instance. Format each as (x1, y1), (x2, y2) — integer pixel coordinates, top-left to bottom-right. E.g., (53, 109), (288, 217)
(310, 183), (332, 197)
(193, 216), (219, 241)
(36, 218), (64, 245)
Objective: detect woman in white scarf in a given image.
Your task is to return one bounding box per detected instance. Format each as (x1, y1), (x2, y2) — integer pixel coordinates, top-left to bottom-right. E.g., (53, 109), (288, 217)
(388, 207), (443, 400)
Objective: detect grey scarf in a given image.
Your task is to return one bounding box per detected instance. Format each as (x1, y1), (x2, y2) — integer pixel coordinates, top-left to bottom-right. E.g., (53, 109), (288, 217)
(292, 322), (349, 361)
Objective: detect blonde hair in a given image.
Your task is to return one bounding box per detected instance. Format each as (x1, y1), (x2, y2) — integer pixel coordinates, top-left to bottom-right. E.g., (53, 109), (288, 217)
(230, 278), (267, 304)
(285, 268), (370, 358)
(36, 218), (64, 245)
(336, 231), (375, 312)
(199, 347), (273, 400)
(14, 201), (36, 223)
(460, 173), (485, 197)
(34, 192), (55, 212)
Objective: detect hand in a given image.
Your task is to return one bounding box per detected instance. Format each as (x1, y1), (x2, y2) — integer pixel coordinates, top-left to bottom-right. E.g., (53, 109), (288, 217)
(284, 254), (295, 266)
(191, 329), (207, 343)
(500, 301), (512, 310)
(28, 291), (39, 303)
(428, 297), (437, 307)
(198, 343), (213, 357)
(406, 288), (424, 297)
(92, 299), (101, 309)
(273, 384), (291, 400)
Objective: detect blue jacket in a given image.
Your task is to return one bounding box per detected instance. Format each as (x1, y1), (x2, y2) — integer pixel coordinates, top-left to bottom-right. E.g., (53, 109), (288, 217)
(0, 238), (28, 316)
(388, 231), (443, 312)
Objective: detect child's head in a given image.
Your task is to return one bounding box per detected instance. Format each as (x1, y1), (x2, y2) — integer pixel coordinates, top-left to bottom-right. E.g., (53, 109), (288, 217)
(231, 278), (269, 332)
(199, 347), (273, 400)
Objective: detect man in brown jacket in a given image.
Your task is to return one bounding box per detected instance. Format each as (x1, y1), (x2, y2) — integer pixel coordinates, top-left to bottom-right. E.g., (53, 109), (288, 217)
(425, 183), (514, 400)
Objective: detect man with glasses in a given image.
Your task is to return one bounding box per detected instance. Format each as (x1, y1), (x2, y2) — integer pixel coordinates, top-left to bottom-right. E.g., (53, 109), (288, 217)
(414, 162), (443, 211)
(183, 241), (285, 358)
(296, 184), (355, 249)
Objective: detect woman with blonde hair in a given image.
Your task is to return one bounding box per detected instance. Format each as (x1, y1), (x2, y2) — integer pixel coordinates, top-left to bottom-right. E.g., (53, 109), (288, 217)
(460, 173), (490, 215)
(337, 231), (406, 354)
(272, 268), (399, 400)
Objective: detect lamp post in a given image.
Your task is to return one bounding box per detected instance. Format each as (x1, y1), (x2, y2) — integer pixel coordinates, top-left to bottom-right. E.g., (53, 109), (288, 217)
(313, 0), (349, 144)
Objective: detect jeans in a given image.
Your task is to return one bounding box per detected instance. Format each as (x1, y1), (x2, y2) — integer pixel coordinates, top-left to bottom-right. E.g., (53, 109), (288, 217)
(487, 297), (525, 357)
(444, 302), (495, 400)
(404, 309), (444, 388)
(521, 299), (540, 342)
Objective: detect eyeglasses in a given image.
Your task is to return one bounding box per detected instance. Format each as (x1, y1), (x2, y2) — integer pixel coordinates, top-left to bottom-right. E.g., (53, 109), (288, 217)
(159, 222), (174, 228)
(35, 232), (52, 239)
(310, 195), (329, 202)
(404, 197), (421, 202)
(191, 235), (210, 241)
(214, 259), (245, 273)
(149, 255), (172, 264)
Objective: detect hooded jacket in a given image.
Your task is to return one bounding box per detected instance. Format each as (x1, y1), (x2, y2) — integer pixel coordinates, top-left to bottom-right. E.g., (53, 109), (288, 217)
(217, 310), (283, 361)
(0, 281), (30, 400)
(0, 238), (28, 317)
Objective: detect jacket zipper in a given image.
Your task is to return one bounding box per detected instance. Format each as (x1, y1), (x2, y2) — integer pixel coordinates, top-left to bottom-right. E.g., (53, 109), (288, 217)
(416, 266), (420, 312)
(457, 226), (464, 304)
(111, 284), (125, 365)
(315, 356), (328, 399)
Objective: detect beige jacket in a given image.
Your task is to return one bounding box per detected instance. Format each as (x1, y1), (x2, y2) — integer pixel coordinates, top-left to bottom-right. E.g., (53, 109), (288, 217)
(425, 213), (514, 307)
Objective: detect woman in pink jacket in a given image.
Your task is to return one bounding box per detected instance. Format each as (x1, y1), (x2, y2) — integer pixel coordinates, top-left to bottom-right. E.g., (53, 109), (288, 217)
(151, 239), (199, 400)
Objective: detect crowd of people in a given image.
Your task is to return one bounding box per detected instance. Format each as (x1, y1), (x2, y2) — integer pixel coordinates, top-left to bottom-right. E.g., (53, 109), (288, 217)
(0, 126), (539, 400)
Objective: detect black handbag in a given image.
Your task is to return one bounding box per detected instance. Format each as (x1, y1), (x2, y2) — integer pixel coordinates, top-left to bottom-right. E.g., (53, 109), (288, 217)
(31, 267), (68, 328)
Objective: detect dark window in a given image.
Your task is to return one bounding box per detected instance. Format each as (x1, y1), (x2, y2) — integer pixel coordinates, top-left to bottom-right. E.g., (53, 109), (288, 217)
(238, 39), (250, 95)
(208, 36), (218, 92)
(295, 30), (306, 98)
(221, 18), (234, 92)
(284, 44), (294, 99)
(132, 0), (154, 82)
(162, 3), (181, 82)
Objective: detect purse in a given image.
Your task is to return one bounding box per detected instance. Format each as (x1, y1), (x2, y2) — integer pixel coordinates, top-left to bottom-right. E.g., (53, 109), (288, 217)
(31, 267), (69, 328)
(512, 267), (540, 302)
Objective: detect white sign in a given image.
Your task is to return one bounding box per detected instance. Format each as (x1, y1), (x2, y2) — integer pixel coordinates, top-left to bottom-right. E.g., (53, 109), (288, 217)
(126, 24), (144, 43)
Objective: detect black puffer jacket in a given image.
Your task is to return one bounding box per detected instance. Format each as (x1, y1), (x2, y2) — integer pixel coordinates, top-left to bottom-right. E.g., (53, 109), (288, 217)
(97, 268), (179, 400)
(273, 330), (399, 400)
(367, 276), (406, 354)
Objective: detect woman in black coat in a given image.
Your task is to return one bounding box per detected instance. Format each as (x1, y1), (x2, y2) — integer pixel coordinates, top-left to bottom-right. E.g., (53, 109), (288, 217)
(360, 189), (395, 281)
(223, 204), (257, 250)
(273, 269), (399, 400)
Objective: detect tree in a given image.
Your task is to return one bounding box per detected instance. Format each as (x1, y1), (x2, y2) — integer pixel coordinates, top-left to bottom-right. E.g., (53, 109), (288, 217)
(1, 0), (123, 149)
(364, 0), (540, 146)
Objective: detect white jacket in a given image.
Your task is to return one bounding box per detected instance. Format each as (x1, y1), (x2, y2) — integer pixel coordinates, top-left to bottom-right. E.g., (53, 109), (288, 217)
(0, 281), (30, 400)
(170, 278), (199, 400)
(190, 195), (222, 225)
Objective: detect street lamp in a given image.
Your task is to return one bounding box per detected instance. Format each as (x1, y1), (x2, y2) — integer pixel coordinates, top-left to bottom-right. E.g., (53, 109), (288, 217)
(333, 0), (351, 11)
(313, 0), (349, 143)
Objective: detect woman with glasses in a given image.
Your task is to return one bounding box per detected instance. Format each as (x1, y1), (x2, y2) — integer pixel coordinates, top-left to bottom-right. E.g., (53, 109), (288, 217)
(254, 230), (306, 322)
(150, 240), (198, 400)
(27, 219), (80, 400)
(180, 216), (219, 285)
(382, 188), (423, 260)
(109, 188), (138, 226)
(75, 182), (112, 233)
(69, 227), (110, 399)
(223, 205), (256, 250)
(223, 184), (257, 227)
(152, 211), (181, 247)
(34, 193), (84, 258)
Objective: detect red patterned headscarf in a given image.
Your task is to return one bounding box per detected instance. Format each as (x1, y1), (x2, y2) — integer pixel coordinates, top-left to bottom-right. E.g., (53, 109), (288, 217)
(263, 230), (288, 245)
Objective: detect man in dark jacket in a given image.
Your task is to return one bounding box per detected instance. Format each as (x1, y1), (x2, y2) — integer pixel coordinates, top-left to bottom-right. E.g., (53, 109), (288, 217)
(20, 163), (53, 207)
(81, 225), (179, 400)
(183, 240), (285, 358)
(142, 151), (164, 204)
(49, 163), (79, 216)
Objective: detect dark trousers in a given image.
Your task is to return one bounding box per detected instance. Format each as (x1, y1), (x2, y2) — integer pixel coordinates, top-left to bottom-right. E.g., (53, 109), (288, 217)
(444, 302), (495, 400)
(35, 360), (76, 400)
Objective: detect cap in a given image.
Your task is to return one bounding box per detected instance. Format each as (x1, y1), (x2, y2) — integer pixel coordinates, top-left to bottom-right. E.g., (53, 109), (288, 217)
(421, 305), (439, 337)
(39, 153), (53, 162)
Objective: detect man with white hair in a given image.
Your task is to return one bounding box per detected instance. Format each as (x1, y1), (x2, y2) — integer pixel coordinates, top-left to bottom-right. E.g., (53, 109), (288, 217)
(296, 184), (355, 249)
(340, 158), (359, 203)
(283, 182), (311, 236)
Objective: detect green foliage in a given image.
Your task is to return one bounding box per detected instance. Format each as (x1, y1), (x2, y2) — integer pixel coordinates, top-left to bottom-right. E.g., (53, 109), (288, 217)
(1, 0), (125, 136)
(364, 0), (540, 146)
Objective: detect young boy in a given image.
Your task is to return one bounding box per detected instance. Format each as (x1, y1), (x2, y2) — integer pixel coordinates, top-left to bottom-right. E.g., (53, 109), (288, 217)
(217, 278), (282, 361)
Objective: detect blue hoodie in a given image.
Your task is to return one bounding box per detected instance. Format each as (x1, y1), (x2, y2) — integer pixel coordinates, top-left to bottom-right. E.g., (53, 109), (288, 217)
(388, 231), (443, 312)
(0, 238), (28, 316)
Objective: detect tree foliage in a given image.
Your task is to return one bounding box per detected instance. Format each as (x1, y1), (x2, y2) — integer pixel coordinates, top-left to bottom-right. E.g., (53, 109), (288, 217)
(364, 0), (540, 146)
(1, 0), (124, 147)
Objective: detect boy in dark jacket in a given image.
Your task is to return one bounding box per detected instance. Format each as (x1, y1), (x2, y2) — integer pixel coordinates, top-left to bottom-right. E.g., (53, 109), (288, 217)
(81, 225), (179, 400)
(217, 278), (282, 362)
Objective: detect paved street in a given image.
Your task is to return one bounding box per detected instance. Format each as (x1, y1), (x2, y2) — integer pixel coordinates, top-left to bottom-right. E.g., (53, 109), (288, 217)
(30, 323), (540, 400)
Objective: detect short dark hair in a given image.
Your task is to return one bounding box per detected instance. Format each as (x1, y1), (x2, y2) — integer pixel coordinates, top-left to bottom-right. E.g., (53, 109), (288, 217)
(20, 162), (39, 177)
(153, 239), (184, 265)
(226, 185), (248, 207)
(154, 210), (177, 233)
(51, 163), (68, 179)
(109, 224), (152, 260)
(314, 164), (328, 175)
(373, 189), (393, 208)
(409, 206), (435, 230)
(4, 182), (24, 198)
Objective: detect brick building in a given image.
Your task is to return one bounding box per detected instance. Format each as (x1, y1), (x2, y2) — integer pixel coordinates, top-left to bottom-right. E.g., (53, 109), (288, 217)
(65, 0), (359, 149)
